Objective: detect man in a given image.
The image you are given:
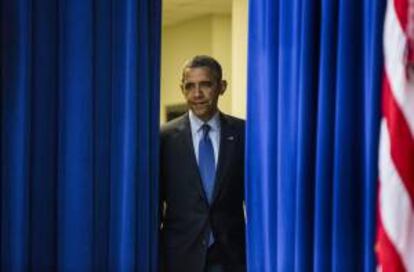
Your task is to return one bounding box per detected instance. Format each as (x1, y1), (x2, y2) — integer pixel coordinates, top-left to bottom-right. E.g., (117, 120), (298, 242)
(160, 55), (246, 272)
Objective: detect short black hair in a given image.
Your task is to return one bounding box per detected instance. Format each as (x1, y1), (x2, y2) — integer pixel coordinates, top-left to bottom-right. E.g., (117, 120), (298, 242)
(181, 55), (223, 83)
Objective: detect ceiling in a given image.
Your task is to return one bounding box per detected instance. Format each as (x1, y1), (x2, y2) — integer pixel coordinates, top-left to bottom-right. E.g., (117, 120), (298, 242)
(163, 0), (232, 27)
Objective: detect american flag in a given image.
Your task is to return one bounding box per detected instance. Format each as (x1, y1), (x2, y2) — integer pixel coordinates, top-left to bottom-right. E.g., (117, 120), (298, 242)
(376, 0), (414, 270)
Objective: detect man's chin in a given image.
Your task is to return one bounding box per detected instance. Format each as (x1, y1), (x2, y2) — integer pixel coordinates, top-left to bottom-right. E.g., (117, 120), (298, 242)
(191, 109), (212, 121)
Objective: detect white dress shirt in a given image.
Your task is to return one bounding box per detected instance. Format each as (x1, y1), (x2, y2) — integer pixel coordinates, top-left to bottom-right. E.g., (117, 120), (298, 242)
(188, 110), (220, 167)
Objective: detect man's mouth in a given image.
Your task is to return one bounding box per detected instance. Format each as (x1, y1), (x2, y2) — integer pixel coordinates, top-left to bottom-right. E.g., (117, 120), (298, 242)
(193, 102), (208, 107)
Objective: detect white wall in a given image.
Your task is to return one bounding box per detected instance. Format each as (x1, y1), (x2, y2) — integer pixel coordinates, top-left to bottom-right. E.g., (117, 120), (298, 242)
(161, 16), (213, 123)
(161, 0), (248, 123)
(161, 15), (233, 123)
(211, 15), (232, 115)
(231, 0), (248, 119)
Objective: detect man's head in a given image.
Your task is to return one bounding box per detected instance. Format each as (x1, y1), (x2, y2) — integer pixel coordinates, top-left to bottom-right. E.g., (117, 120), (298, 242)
(180, 55), (227, 122)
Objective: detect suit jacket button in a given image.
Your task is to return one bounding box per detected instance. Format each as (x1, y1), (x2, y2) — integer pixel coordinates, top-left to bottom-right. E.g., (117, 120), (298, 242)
(202, 240), (207, 246)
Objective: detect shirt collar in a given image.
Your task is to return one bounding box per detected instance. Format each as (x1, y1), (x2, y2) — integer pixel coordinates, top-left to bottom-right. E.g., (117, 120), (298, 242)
(189, 110), (220, 133)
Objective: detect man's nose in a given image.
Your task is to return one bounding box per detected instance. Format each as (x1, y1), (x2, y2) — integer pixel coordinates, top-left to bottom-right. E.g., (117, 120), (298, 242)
(193, 84), (203, 96)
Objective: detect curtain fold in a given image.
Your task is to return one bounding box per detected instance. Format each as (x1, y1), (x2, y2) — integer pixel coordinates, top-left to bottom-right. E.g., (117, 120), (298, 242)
(0, 0), (161, 271)
(246, 0), (386, 271)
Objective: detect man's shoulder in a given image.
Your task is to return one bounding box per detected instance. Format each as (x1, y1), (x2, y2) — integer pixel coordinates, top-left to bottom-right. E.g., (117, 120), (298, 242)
(220, 113), (245, 130)
(160, 113), (188, 137)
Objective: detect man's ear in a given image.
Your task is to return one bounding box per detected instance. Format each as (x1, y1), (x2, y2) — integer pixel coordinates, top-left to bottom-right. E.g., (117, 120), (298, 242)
(219, 80), (227, 95)
(180, 83), (185, 95)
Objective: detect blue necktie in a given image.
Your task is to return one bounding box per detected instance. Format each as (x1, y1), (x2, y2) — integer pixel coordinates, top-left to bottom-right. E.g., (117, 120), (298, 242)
(199, 124), (216, 202)
(198, 124), (216, 246)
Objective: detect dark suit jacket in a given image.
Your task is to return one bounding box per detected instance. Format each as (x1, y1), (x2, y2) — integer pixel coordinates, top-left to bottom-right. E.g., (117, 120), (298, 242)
(160, 112), (246, 272)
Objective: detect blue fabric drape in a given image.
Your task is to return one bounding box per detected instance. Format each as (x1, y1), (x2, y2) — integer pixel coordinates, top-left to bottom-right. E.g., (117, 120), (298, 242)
(246, 0), (385, 271)
(0, 0), (161, 271)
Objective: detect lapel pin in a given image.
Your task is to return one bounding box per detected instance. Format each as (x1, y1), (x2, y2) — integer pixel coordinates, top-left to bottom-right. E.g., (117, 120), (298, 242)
(227, 136), (234, 141)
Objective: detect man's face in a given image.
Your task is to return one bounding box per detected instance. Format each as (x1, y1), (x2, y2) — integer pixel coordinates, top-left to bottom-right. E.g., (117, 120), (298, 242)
(181, 67), (226, 122)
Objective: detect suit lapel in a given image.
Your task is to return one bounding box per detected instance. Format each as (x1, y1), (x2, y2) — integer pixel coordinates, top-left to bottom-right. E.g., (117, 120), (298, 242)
(177, 114), (209, 204)
(212, 114), (236, 204)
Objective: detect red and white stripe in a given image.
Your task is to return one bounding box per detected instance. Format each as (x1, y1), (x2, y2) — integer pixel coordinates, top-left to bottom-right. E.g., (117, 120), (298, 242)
(376, 0), (414, 271)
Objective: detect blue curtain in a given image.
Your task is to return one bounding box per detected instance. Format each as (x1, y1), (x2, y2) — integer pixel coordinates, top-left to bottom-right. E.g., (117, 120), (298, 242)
(0, 0), (161, 271)
(246, 0), (385, 271)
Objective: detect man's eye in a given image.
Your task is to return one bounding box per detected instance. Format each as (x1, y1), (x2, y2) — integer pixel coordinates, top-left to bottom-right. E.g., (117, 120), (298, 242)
(184, 83), (195, 90)
(183, 81), (213, 91)
(199, 82), (213, 89)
